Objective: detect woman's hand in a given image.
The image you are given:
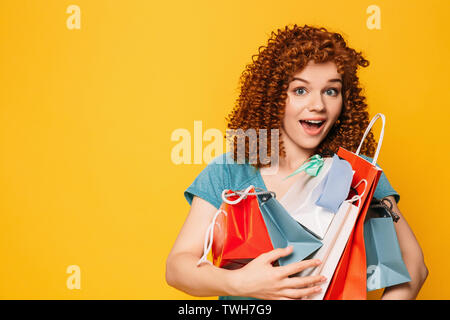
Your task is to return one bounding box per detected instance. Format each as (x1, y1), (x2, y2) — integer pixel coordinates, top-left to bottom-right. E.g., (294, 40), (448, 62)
(167, 196), (327, 299)
(230, 246), (327, 300)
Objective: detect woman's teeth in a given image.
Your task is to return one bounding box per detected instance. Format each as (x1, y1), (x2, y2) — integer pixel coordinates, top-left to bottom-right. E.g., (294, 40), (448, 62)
(299, 120), (326, 135)
(300, 120), (325, 127)
(304, 120), (324, 124)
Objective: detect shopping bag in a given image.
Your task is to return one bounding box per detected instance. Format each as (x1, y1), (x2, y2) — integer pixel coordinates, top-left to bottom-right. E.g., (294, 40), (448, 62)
(324, 113), (386, 300)
(197, 186), (274, 269)
(256, 192), (323, 266)
(365, 197), (411, 291)
(298, 178), (367, 300)
(281, 154), (354, 239)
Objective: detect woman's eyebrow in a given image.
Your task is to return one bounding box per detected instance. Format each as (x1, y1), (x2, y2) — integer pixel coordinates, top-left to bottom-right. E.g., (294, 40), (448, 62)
(292, 77), (342, 84)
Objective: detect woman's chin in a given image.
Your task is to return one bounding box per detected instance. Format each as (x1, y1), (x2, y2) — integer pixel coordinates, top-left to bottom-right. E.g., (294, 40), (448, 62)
(293, 140), (321, 152)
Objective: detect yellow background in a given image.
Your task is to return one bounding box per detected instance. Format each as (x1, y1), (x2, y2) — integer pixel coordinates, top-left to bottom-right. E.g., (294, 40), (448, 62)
(0, 0), (448, 299)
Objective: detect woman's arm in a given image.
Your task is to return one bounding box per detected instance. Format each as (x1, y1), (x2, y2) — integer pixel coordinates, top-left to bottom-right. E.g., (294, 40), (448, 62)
(165, 196), (327, 299)
(380, 195), (428, 300)
(165, 196), (238, 296)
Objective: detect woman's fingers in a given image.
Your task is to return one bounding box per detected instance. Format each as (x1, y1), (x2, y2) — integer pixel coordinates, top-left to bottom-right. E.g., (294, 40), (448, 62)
(260, 246), (293, 264)
(278, 286), (323, 300)
(247, 248), (328, 300)
(282, 274), (327, 289)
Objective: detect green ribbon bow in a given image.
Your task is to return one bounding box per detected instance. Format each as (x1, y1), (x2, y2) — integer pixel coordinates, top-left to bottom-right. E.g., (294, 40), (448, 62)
(283, 154), (324, 180)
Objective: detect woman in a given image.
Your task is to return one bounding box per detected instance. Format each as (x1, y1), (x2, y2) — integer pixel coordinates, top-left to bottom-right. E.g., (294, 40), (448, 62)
(166, 24), (428, 300)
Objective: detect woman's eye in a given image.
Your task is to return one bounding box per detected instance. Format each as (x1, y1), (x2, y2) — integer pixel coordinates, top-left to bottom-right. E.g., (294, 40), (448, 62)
(325, 88), (340, 96)
(294, 87), (307, 95)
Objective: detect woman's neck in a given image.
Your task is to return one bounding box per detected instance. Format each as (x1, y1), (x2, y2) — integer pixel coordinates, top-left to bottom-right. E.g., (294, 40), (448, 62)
(277, 130), (316, 172)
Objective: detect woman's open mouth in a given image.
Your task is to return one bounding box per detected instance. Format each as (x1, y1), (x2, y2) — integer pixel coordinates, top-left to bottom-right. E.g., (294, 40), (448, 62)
(299, 119), (326, 136)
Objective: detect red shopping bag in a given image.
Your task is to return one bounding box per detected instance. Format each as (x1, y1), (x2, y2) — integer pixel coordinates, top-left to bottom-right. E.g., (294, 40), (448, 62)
(211, 187), (274, 269)
(324, 114), (385, 300)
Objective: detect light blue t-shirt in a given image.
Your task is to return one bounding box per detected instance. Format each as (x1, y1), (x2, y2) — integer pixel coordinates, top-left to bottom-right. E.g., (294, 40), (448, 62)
(183, 151), (400, 300)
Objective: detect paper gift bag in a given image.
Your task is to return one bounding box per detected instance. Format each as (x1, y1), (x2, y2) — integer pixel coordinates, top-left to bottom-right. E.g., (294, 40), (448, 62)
(324, 113), (386, 300)
(365, 197), (411, 291)
(256, 192), (323, 266)
(298, 184), (366, 300)
(281, 154), (354, 239)
(197, 186), (274, 269)
(280, 156), (333, 238)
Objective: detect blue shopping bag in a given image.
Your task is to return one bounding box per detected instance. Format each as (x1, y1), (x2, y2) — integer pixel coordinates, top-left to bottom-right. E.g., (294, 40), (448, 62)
(364, 197), (411, 291)
(256, 192), (323, 266)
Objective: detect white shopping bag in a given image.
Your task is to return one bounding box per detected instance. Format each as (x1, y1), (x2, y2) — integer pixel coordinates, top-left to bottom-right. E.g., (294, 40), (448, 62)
(280, 157), (332, 239)
(298, 178), (367, 300)
(280, 155), (353, 239)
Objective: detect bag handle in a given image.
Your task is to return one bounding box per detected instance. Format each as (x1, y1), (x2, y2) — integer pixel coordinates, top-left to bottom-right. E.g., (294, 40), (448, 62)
(197, 208), (227, 266)
(369, 197), (400, 223)
(222, 185), (276, 204)
(355, 113), (386, 166)
(345, 178), (368, 211)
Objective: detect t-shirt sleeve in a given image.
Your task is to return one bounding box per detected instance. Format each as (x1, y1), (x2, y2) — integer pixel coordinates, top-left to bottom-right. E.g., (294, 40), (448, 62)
(184, 154), (229, 210)
(359, 154), (400, 204)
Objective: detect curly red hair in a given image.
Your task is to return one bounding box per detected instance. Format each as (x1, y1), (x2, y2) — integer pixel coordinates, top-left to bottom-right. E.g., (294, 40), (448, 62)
(225, 24), (377, 168)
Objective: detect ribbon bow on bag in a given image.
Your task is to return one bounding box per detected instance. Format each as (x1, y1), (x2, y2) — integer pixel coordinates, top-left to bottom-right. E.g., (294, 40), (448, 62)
(283, 154), (324, 180)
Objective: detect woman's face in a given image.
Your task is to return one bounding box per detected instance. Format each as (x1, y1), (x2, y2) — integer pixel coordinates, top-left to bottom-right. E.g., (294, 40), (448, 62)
(282, 60), (343, 152)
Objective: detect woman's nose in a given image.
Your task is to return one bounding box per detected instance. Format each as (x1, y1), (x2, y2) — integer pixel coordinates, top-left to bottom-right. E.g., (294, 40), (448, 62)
(307, 93), (326, 112)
